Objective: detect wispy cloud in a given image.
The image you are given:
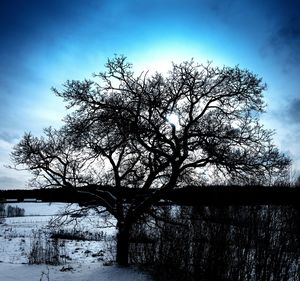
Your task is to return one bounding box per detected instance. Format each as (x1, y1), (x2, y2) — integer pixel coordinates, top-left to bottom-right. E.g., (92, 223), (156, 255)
(287, 98), (300, 123)
(0, 176), (23, 189)
(0, 132), (19, 144)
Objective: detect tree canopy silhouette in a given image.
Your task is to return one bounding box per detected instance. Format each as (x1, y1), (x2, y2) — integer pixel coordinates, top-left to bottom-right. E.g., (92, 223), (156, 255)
(11, 56), (290, 265)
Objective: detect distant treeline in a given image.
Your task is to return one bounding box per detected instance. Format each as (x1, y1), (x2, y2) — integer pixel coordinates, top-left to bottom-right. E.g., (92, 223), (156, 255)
(0, 203), (25, 218)
(0, 185), (300, 206)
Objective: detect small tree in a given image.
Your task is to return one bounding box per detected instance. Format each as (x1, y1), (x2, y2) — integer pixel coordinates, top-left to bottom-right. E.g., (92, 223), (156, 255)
(0, 203), (5, 223)
(6, 205), (25, 217)
(11, 56), (290, 265)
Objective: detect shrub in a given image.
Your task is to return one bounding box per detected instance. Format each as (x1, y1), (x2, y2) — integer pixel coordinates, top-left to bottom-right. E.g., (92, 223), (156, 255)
(28, 230), (66, 265)
(50, 228), (106, 241)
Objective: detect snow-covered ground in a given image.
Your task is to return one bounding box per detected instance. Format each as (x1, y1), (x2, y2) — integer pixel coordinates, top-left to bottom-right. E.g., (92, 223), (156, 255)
(0, 203), (153, 281)
(1, 263), (152, 281)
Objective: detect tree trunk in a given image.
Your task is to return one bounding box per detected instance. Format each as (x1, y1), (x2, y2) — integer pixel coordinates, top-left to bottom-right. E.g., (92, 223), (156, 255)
(116, 222), (130, 266)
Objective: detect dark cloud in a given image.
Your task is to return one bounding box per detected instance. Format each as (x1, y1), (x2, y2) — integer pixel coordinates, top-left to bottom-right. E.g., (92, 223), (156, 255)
(269, 16), (300, 68)
(0, 1), (74, 49)
(206, 0), (235, 17)
(288, 98), (300, 123)
(0, 0), (103, 77)
(262, 0), (300, 69)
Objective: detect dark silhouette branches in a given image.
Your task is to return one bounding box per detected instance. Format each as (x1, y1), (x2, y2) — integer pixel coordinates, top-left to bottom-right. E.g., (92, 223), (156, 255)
(11, 56), (291, 265)
(11, 128), (101, 189)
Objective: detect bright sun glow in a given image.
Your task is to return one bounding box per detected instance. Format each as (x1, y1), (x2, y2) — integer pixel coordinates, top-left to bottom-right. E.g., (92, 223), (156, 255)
(167, 113), (180, 128)
(133, 40), (208, 75)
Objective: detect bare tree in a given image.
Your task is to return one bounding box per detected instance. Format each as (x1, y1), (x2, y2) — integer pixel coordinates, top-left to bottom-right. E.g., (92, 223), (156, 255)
(11, 56), (290, 265)
(295, 175), (300, 187)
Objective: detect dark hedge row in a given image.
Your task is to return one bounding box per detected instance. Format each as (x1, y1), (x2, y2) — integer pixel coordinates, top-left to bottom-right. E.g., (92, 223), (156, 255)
(129, 205), (300, 281)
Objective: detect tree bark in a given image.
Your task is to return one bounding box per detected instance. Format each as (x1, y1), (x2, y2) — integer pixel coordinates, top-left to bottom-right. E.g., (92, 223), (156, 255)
(116, 222), (130, 266)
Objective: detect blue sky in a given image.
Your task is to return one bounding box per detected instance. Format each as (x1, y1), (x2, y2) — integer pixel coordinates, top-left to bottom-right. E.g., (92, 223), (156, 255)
(1, 0), (300, 188)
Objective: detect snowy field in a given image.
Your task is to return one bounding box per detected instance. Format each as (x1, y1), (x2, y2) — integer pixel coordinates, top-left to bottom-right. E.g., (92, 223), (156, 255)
(0, 203), (153, 281)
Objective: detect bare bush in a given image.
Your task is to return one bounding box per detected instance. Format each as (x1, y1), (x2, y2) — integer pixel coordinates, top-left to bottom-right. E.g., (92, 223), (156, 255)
(28, 230), (66, 265)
